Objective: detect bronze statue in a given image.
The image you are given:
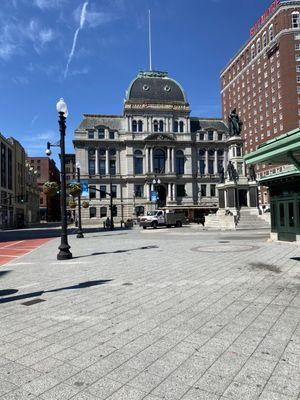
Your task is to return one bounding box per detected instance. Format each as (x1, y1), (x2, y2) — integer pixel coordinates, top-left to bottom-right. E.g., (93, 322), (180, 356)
(219, 167), (225, 183)
(227, 161), (238, 181)
(249, 164), (256, 181)
(228, 108), (243, 136)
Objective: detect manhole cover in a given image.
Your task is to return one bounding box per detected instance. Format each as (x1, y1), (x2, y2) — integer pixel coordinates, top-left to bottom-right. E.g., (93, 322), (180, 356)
(191, 244), (259, 253)
(22, 298), (46, 306)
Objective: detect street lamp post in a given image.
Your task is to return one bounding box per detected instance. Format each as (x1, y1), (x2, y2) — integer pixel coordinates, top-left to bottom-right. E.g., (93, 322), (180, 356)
(152, 176), (161, 209)
(56, 98), (72, 260)
(109, 175), (114, 231)
(76, 163), (84, 238)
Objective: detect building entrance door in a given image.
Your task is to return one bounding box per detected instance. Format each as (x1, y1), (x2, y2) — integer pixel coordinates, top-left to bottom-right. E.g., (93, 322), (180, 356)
(156, 185), (166, 208)
(277, 199), (297, 242)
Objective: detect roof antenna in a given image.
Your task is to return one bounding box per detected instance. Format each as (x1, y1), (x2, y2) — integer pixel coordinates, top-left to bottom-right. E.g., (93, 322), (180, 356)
(148, 9), (152, 71)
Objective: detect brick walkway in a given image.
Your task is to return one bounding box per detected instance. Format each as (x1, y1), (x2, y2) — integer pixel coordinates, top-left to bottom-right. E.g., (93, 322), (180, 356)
(0, 227), (299, 399)
(0, 239), (53, 266)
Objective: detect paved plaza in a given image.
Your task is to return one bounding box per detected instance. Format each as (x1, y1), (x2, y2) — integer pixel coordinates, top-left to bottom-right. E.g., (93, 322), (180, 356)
(0, 226), (299, 400)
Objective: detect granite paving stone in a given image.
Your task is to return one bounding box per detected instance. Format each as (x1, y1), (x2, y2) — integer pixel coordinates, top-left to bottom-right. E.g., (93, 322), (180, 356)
(0, 227), (299, 400)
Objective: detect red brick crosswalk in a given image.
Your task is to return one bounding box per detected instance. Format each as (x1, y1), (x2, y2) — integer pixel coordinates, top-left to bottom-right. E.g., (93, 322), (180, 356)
(0, 238), (53, 266)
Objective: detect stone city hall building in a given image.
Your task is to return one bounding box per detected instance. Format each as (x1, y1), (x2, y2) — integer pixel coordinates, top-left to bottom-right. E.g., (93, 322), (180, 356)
(74, 70), (231, 222)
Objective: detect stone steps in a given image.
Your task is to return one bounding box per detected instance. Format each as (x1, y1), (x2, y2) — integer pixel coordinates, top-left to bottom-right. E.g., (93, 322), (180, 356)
(236, 211), (270, 230)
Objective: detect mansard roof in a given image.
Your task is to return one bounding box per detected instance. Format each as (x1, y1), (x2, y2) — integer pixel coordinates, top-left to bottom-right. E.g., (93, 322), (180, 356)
(190, 118), (228, 133)
(77, 114), (124, 131)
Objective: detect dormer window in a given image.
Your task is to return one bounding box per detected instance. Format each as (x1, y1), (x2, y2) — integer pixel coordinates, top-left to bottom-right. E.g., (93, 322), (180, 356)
(159, 120), (164, 132)
(88, 131), (94, 139)
(153, 120), (158, 132)
(98, 128), (105, 139)
(179, 121), (184, 133)
(173, 120), (178, 132)
(208, 130), (214, 140)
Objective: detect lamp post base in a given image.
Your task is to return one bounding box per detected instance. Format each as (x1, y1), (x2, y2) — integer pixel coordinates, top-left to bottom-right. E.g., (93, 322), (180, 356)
(57, 243), (72, 260)
(76, 231), (84, 238)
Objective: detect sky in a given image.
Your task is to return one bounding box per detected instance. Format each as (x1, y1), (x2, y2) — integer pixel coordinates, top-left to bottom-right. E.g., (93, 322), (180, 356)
(0, 0), (280, 163)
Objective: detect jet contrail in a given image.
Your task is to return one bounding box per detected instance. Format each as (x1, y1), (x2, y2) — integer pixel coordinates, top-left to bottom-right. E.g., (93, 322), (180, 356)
(64, 1), (88, 79)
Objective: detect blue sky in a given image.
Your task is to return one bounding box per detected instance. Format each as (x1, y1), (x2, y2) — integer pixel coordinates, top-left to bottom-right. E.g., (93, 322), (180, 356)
(0, 0), (277, 161)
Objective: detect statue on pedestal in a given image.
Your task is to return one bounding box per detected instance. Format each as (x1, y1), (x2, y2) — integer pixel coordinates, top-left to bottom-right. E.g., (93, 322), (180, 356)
(219, 167), (225, 183)
(249, 164), (257, 181)
(227, 161), (238, 181)
(228, 108), (243, 136)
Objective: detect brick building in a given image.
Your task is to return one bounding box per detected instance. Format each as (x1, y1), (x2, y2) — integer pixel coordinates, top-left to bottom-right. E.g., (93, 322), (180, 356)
(220, 0), (300, 204)
(27, 157), (61, 221)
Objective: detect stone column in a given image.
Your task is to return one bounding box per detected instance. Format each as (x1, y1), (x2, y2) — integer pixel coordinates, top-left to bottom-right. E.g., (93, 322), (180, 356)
(146, 183), (150, 200)
(145, 147), (149, 173)
(205, 150), (209, 175)
(214, 150), (218, 175)
(167, 148), (170, 174)
(167, 183), (171, 201)
(95, 149), (99, 175)
(172, 183), (176, 201)
(105, 149), (109, 175)
(171, 148), (175, 173)
(150, 148), (153, 173)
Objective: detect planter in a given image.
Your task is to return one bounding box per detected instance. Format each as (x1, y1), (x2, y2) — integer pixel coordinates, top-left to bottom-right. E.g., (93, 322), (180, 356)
(69, 202), (77, 209)
(68, 183), (82, 197)
(82, 201), (89, 209)
(43, 182), (59, 196)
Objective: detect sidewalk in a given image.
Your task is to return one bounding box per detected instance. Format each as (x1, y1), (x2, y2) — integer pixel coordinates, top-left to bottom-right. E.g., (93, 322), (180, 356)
(0, 227), (299, 399)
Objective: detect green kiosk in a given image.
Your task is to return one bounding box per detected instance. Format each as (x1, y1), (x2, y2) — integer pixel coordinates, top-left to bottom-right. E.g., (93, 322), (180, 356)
(245, 128), (300, 242)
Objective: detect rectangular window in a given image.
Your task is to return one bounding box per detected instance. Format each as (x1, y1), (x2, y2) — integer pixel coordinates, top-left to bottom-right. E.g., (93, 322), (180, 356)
(210, 184), (216, 197)
(98, 128), (105, 139)
(134, 157), (143, 175)
(201, 184), (207, 197)
(176, 184), (186, 197)
(279, 203), (285, 227)
(199, 160), (205, 175)
(99, 159), (106, 175)
(111, 185), (117, 198)
(88, 131), (94, 139)
(89, 186), (96, 199)
(100, 206), (107, 218)
(109, 160), (116, 176)
(208, 131), (214, 140)
(88, 159), (95, 175)
(134, 185), (144, 198)
(289, 202), (295, 227)
(100, 185), (106, 199)
(208, 160), (214, 174)
(109, 131), (115, 140)
(1, 143), (6, 188)
(218, 133), (223, 141)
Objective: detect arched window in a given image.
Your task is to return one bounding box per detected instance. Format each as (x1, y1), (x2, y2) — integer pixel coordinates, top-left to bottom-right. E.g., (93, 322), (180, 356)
(269, 25), (274, 42)
(251, 44), (255, 60)
(176, 150), (185, 175)
(262, 32), (267, 48)
(179, 121), (184, 133)
(109, 148), (116, 175)
(159, 120), (164, 132)
(256, 39), (261, 54)
(153, 149), (165, 173)
(89, 207), (96, 218)
(132, 120), (137, 132)
(138, 120), (143, 132)
(99, 148), (106, 175)
(153, 120), (158, 132)
(208, 149), (215, 175)
(199, 149), (206, 175)
(134, 150), (143, 175)
(173, 120), (178, 132)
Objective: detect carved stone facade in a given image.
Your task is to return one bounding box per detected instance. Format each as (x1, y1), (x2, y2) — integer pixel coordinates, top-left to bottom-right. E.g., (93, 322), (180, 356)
(74, 71), (229, 223)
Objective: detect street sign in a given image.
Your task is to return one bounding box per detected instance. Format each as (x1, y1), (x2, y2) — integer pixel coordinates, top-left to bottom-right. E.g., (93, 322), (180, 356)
(81, 180), (89, 198)
(150, 191), (158, 203)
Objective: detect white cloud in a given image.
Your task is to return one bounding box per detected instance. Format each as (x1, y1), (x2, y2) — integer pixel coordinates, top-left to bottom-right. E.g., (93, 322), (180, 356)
(0, 18), (56, 60)
(34, 0), (67, 9)
(73, 4), (115, 28)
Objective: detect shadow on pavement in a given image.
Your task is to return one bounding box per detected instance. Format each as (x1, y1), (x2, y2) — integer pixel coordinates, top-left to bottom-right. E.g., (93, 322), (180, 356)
(0, 227), (129, 243)
(74, 245), (159, 258)
(290, 257), (300, 261)
(0, 271), (11, 278)
(0, 279), (112, 304)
